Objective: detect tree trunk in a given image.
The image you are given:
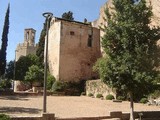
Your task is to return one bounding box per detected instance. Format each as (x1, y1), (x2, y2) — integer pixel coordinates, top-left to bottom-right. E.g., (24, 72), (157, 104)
(129, 92), (134, 120)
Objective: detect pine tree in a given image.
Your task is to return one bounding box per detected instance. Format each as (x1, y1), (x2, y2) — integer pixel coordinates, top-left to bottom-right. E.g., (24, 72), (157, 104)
(62, 11), (74, 21)
(95, 0), (160, 119)
(0, 4), (10, 76)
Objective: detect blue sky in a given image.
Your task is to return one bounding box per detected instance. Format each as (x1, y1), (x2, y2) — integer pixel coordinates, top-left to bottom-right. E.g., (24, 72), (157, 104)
(0, 0), (107, 62)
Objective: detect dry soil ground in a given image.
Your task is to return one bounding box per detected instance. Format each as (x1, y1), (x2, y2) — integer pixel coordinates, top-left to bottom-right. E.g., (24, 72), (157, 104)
(0, 96), (159, 118)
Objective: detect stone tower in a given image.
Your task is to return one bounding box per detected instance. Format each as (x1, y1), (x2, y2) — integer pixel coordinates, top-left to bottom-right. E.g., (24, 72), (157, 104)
(24, 28), (36, 46)
(48, 17), (101, 82)
(15, 28), (37, 61)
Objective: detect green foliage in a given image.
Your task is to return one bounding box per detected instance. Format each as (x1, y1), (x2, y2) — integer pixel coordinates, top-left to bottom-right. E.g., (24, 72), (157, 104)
(47, 73), (56, 90)
(96, 94), (103, 98)
(117, 96), (126, 101)
(150, 90), (160, 99)
(51, 80), (86, 96)
(0, 114), (11, 120)
(62, 11), (74, 21)
(106, 94), (115, 100)
(0, 79), (11, 90)
(64, 80), (86, 95)
(36, 18), (51, 64)
(81, 92), (86, 96)
(140, 98), (148, 104)
(5, 60), (14, 80)
(88, 93), (93, 97)
(15, 54), (40, 80)
(95, 0), (160, 100)
(0, 4), (10, 76)
(51, 81), (66, 92)
(36, 29), (46, 64)
(25, 65), (44, 85)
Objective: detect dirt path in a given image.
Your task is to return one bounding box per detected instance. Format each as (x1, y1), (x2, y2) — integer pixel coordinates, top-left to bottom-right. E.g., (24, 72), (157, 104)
(0, 96), (159, 118)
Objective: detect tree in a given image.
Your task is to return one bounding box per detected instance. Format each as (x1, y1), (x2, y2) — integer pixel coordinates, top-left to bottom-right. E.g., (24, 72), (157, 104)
(36, 23), (46, 64)
(36, 18), (51, 65)
(5, 60), (14, 80)
(15, 54), (40, 80)
(94, 0), (160, 119)
(25, 65), (44, 87)
(0, 4), (10, 76)
(62, 11), (74, 21)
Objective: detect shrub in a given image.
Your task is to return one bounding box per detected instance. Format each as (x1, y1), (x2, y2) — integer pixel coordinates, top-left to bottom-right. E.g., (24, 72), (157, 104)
(0, 114), (11, 120)
(0, 79), (11, 90)
(106, 94), (115, 100)
(88, 93), (93, 97)
(51, 81), (66, 92)
(96, 94), (103, 98)
(47, 74), (56, 90)
(81, 92), (86, 96)
(117, 96), (126, 101)
(62, 80), (86, 96)
(140, 98), (148, 104)
(51, 80), (86, 96)
(24, 65), (44, 86)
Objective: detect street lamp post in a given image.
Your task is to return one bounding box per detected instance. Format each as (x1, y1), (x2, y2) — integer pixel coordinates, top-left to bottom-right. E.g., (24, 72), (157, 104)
(42, 12), (53, 113)
(13, 50), (17, 92)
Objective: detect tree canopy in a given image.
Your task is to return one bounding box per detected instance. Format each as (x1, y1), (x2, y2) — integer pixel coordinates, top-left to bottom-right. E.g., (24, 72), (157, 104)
(36, 22), (46, 64)
(94, 0), (160, 119)
(25, 65), (44, 86)
(0, 4), (10, 76)
(5, 60), (14, 80)
(62, 11), (74, 21)
(15, 54), (40, 80)
(36, 18), (51, 65)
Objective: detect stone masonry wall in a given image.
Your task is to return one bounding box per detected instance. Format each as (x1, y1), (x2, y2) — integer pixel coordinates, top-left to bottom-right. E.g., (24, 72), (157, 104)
(16, 44), (37, 61)
(86, 79), (116, 98)
(59, 21), (101, 82)
(48, 21), (61, 80)
(48, 18), (101, 82)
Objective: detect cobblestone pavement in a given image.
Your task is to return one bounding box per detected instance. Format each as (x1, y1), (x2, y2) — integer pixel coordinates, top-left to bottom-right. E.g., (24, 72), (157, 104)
(0, 96), (159, 118)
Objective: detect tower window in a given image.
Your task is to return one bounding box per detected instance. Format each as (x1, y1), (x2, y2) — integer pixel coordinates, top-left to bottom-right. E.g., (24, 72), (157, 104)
(26, 32), (29, 40)
(87, 35), (92, 47)
(70, 31), (75, 35)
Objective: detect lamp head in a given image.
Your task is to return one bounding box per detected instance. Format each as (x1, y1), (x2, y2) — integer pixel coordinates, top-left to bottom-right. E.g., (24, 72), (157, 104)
(43, 12), (53, 19)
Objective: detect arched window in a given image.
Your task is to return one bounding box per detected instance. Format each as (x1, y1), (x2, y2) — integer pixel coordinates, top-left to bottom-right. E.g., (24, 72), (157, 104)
(26, 31), (29, 40)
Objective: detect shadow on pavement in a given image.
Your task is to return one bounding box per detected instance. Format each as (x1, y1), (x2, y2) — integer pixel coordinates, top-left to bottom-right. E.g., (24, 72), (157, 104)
(0, 96), (29, 101)
(0, 107), (41, 114)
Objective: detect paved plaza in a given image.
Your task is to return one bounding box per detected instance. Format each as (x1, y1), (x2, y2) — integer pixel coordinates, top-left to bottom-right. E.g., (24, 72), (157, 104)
(0, 96), (159, 118)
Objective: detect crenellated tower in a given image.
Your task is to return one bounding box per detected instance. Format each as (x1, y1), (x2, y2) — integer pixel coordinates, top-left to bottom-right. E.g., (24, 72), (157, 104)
(15, 28), (37, 61)
(24, 28), (36, 46)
